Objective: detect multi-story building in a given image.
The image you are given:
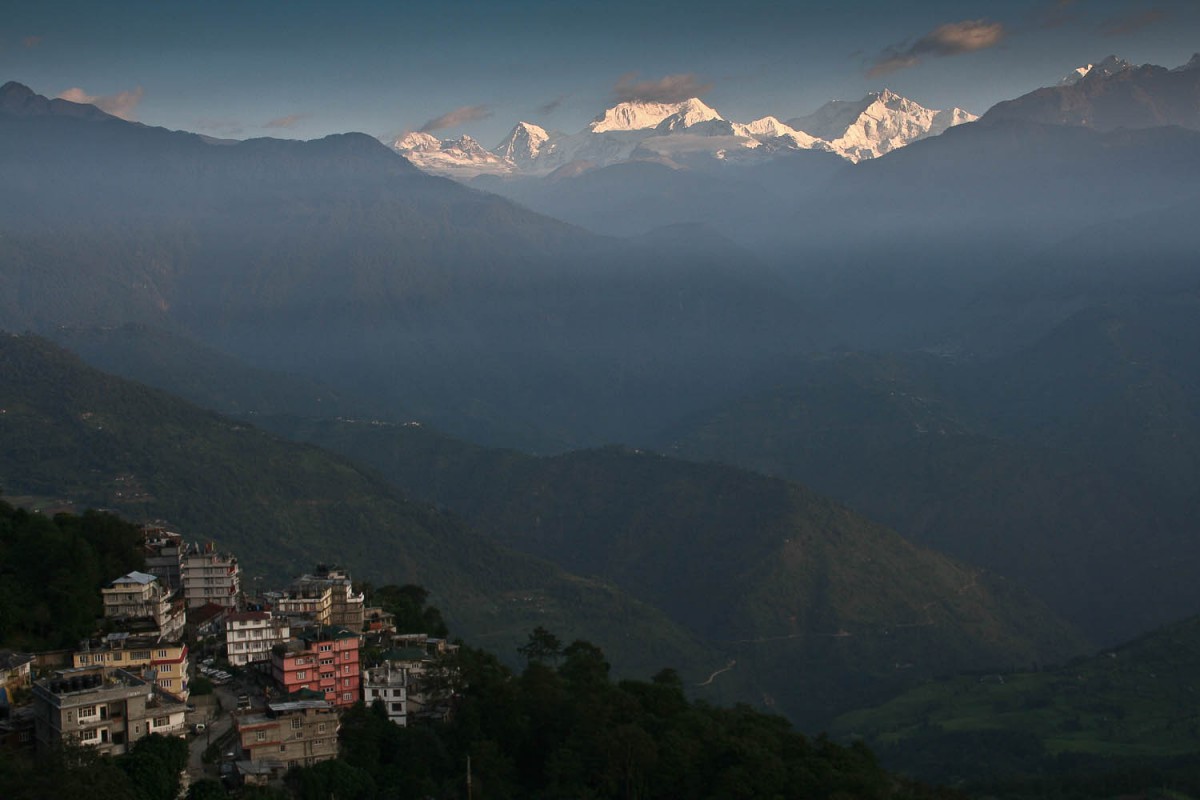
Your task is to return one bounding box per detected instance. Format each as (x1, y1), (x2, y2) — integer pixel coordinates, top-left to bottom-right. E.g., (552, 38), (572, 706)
(181, 543), (240, 609)
(73, 634), (190, 702)
(234, 700), (338, 776)
(101, 571), (186, 642)
(380, 635), (461, 723)
(271, 628), (361, 708)
(0, 650), (35, 696)
(31, 667), (187, 755)
(362, 662), (409, 726)
(141, 525), (184, 591)
(268, 566), (365, 630)
(225, 611), (291, 668)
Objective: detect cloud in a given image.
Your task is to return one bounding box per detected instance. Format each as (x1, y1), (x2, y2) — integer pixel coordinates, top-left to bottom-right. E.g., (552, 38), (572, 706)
(265, 113), (306, 128)
(869, 19), (1006, 77)
(537, 95), (566, 115)
(22, 35), (42, 49)
(418, 105), (492, 133)
(1100, 8), (1166, 36)
(612, 73), (712, 104)
(194, 118), (245, 137)
(57, 86), (144, 120)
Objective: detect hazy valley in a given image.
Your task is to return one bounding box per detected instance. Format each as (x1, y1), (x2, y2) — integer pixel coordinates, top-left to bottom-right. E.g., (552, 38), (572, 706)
(3, 39), (1200, 798)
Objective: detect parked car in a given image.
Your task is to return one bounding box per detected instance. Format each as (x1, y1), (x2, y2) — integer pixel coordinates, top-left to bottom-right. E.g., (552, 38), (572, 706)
(192, 722), (206, 734)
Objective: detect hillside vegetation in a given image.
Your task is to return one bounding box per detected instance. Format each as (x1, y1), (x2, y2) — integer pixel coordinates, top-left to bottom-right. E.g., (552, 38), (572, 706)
(261, 414), (1088, 727)
(832, 615), (1200, 794)
(0, 334), (714, 683)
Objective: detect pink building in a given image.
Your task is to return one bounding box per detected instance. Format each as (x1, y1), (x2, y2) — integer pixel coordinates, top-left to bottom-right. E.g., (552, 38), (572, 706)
(270, 628), (361, 708)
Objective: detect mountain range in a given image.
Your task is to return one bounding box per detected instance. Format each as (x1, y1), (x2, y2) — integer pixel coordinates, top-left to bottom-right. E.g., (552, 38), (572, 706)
(0, 334), (1085, 728)
(393, 90), (976, 177)
(3, 50), (1200, 733)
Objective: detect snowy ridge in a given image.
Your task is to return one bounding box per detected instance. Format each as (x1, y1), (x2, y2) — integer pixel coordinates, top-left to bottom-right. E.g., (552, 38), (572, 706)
(789, 89), (977, 162)
(588, 98), (722, 132)
(392, 91), (975, 177)
(1058, 55), (1135, 86)
(392, 132), (513, 177)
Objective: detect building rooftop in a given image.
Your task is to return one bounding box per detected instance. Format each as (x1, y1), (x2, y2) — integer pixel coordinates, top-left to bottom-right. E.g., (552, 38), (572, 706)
(0, 650), (35, 672)
(108, 570), (158, 587)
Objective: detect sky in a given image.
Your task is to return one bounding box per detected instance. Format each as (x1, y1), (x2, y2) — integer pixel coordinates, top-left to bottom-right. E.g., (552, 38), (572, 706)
(1, 0), (1197, 146)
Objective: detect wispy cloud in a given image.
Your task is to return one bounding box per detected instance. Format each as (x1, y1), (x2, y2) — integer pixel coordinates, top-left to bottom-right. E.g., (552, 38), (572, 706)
(613, 73), (712, 104)
(1100, 8), (1166, 36)
(419, 105), (491, 133)
(194, 118), (245, 137)
(869, 19), (1006, 77)
(264, 113), (306, 129)
(537, 95), (566, 115)
(22, 35), (42, 49)
(57, 86), (144, 120)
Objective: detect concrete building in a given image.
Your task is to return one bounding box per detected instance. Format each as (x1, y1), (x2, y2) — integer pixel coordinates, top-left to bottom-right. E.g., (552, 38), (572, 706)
(101, 571), (186, 642)
(234, 700), (339, 776)
(0, 650), (35, 696)
(73, 634), (190, 702)
(226, 611), (291, 668)
(32, 667), (187, 755)
(271, 627), (361, 709)
(267, 566), (365, 630)
(362, 662), (409, 726)
(181, 543), (240, 609)
(382, 635), (460, 723)
(142, 525), (184, 591)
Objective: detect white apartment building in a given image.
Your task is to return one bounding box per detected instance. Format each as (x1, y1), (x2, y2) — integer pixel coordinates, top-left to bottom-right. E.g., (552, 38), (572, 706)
(225, 611), (291, 668)
(181, 544), (241, 609)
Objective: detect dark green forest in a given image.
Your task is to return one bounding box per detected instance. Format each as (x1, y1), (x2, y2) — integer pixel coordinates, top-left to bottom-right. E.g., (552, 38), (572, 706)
(0, 497), (145, 649)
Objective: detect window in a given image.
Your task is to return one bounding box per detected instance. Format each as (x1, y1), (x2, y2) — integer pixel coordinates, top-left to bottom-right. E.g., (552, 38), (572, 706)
(279, 744), (287, 753)
(160, 678), (172, 687)
(291, 718), (301, 729)
(342, 693), (352, 701)
(343, 678), (350, 688)
(319, 644), (332, 652)
(296, 670), (306, 680)
(79, 655), (90, 665)
(256, 731), (265, 742)
(154, 717), (169, 727)
(317, 723), (326, 733)
(156, 650), (168, 658)
(78, 705), (97, 718)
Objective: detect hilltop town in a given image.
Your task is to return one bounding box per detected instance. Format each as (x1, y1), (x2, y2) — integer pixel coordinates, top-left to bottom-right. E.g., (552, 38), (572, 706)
(1, 518), (459, 793)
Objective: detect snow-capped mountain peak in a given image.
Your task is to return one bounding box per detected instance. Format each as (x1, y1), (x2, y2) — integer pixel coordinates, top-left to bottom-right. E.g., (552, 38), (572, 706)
(393, 131), (442, 152)
(588, 98), (722, 133)
(1058, 55), (1135, 86)
(393, 131), (513, 177)
(787, 90), (976, 162)
(493, 121), (551, 166)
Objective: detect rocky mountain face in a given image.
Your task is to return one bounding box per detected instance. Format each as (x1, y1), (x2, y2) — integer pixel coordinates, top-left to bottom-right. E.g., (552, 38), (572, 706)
(787, 89), (975, 162)
(983, 53), (1200, 131)
(392, 91), (975, 177)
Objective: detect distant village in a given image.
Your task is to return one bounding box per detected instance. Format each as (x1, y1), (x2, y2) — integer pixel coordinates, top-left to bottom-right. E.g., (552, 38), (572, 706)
(0, 524), (459, 790)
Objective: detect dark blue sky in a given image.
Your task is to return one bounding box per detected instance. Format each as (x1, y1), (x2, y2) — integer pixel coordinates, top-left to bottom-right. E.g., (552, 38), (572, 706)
(2, 0), (1196, 145)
